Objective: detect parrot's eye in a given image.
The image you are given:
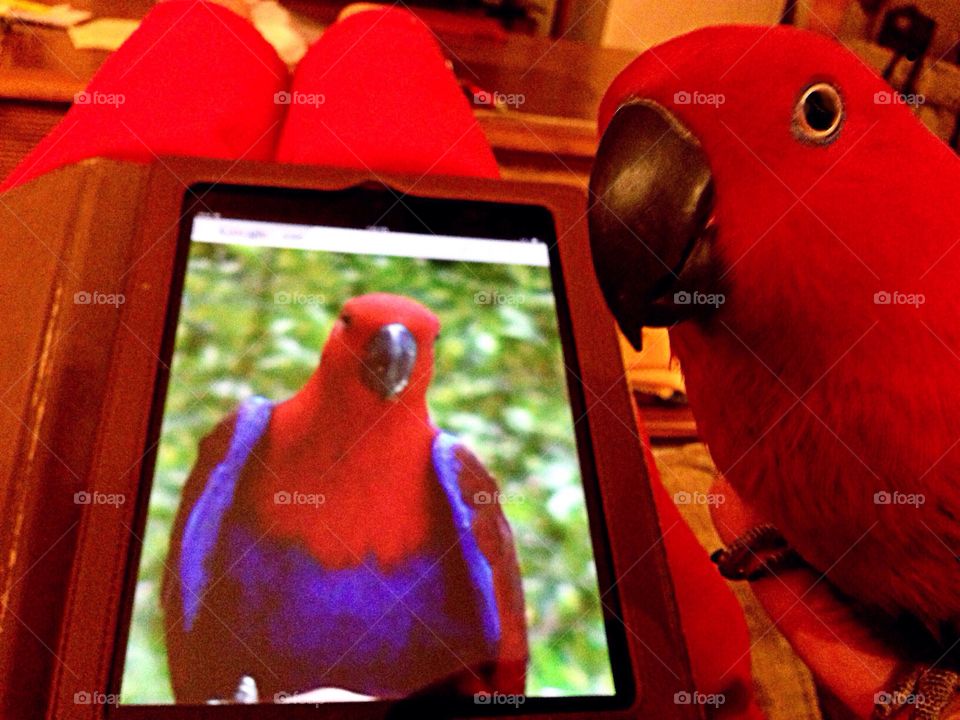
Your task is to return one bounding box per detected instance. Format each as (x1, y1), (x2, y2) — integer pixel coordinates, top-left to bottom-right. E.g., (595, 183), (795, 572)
(793, 82), (844, 144)
(341, 313), (353, 327)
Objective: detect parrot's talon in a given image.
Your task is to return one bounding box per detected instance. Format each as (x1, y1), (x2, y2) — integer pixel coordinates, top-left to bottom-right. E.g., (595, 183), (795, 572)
(710, 523), (799, 581)
(234, 675), (258, 704)
(873, 666), (960, 720)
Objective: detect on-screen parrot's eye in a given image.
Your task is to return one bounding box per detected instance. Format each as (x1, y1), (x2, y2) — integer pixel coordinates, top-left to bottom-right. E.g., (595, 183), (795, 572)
(340, 313), (353, 327)
(793, 82), (844, 145)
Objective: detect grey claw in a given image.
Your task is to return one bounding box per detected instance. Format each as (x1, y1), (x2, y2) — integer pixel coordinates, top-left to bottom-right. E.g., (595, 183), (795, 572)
(710, 523), (798, 581)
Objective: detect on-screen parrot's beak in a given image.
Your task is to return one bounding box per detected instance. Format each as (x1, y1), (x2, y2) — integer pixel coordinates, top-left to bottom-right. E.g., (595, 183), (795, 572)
(588, 99), (722, 350)
(363, 323), (418, 400)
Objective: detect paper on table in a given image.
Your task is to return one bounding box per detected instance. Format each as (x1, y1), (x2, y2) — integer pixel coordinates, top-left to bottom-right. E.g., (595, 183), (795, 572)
(68, 17), (139, 50)
(0, 0), (91, 27)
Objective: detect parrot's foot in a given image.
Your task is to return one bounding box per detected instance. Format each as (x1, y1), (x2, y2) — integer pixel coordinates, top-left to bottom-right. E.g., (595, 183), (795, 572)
(710, 523), (799, 581)
(874, 666), (960, 720)
(234, 675), (259, 703)
(205, 675), (259, 705)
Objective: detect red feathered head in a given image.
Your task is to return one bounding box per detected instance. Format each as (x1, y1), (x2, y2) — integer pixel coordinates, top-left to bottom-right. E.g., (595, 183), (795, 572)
(319, 293), (440, 406)
(588, 25), (954, 355)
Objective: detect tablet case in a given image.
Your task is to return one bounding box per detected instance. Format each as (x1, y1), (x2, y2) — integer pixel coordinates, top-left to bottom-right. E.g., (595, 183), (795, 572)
(0, 157), (698, 720)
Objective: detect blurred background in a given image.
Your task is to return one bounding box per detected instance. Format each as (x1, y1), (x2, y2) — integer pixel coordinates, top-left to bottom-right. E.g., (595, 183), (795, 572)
(121, 240), (615, 703)
(9, 1), (960, 193)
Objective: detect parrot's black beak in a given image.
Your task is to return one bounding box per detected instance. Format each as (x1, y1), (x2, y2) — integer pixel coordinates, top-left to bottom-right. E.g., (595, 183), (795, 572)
(363, 323), (418, 400)
(588, 99), (721, 350)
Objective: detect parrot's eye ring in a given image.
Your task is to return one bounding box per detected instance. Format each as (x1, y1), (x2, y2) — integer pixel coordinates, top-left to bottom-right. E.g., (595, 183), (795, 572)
(794, 82), (844, 144)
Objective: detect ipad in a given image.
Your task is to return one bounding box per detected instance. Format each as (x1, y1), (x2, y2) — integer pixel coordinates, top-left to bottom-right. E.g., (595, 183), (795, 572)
(8, 160), (692, 720)
(118, 183), (626, 714)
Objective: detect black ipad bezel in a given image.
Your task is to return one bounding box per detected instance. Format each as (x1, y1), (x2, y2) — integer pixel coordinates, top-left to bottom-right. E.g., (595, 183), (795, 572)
(110, 181), (631, 717)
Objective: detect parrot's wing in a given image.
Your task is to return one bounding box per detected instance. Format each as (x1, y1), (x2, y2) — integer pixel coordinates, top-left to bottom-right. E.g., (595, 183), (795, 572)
(161, 415), (233, 629)
(161, 409), (241, 702)
(162, 396), (273, 634)
(432, 432), (529, 694)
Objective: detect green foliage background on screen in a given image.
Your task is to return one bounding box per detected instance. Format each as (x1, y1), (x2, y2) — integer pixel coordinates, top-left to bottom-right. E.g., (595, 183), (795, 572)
(121, 240), (615, 703)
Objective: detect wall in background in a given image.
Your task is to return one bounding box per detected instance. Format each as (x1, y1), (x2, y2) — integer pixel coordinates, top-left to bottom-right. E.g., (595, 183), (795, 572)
(600, 0), (785, 51)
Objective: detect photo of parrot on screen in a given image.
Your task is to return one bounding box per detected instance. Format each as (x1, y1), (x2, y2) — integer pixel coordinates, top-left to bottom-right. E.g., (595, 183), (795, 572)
(588, 23), (960, 720)
(161, 292), (528, 703)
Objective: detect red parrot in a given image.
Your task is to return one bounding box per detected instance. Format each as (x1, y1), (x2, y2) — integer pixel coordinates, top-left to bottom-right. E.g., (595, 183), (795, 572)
(588, 23), (960, 719)
(161, 293), (528, 702)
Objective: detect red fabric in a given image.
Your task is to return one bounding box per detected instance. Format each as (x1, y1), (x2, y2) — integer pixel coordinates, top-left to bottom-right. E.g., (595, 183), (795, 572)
(3, 8), (759, 716)
(2, 5), (497, 191)
(276, 7), (499, 178)
(639, 424), (764, 720)
(0, 1), (288, 192)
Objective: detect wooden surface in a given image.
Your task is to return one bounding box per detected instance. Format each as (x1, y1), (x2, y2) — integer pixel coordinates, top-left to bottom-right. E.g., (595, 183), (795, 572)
(0, 99), (68, 180)
(636, 401), (699, 441)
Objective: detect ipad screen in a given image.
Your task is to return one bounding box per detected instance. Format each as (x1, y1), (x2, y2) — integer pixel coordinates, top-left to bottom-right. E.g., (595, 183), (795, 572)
(119, 191), (622, 711)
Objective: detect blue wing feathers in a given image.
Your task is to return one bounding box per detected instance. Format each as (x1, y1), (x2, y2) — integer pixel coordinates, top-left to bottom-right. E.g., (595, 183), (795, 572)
(179, 396), (273, 631)
(177, 414), (500, 659)
(431, 431), (501, 648)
